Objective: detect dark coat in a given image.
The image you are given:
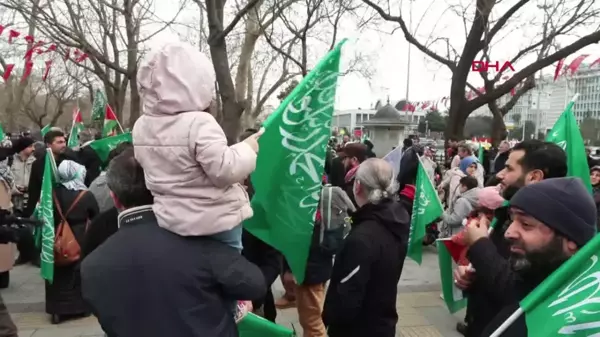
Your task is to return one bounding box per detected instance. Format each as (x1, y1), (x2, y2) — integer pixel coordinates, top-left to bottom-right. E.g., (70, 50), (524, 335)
(464, 208), (515, 337)
(77, 146), (102, 187)
(323, 199), (410, 337)
(493, 151), (510, 174)
(303, 221), (334, 285)
(241, 229), (281, 322)
(82, 207), (119, 258)
(82, 206), (266, 337)
(46, 186), (99, 315)
(24, 150), (79, 217)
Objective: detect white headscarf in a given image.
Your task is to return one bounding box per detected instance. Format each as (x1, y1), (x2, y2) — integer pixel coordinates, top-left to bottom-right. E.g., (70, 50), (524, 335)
(58, 160), (87, 191)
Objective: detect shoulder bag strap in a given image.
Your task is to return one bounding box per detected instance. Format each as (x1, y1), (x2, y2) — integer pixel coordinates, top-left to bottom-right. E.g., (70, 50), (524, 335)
(64, 191), (87, 217)
(52, 191), (67, 223)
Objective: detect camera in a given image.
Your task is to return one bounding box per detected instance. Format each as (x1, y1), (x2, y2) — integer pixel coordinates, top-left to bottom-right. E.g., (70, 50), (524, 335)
(0, 210), (41, 244)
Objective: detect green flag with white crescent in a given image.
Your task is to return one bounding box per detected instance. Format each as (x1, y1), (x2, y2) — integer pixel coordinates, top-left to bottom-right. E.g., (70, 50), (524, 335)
(243, 40), (345, 284)
(34, 150), (56, 283)
(407, 160), (443, 264)
(546, 95), (591, 193)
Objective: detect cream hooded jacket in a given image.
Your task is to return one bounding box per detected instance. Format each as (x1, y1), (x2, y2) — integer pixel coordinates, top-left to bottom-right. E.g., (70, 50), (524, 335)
(133, 42), (256, 236)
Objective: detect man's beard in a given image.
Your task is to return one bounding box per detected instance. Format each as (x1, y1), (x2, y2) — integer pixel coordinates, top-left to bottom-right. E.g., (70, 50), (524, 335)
(509, 235), (569, 279)
(502, 176), (526, 200)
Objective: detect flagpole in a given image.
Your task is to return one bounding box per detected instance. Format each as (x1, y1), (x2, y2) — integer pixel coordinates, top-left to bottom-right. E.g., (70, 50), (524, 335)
(489, 307), (524, 337)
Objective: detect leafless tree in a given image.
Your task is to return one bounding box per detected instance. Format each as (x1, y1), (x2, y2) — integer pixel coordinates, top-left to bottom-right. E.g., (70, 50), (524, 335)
(364, 0), (600, 143)
(2, 0), (187, 127)
(0, 3), (42, 131)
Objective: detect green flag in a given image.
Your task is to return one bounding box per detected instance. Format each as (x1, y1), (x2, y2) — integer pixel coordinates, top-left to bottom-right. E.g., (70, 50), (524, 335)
(88, 132), (132, 164)
(243, 40), (345, 283)
(41, 124), (51, 137)
(478, 144), (484, 163)
(35, 150), (56, 283)
(0, 124), (5, 140)
(546, 95), (591, 192)
(408, 160), (443, 264)
(490, 234), (600, 337)
(437, 240), (467, 313)
(67, 108), (85, 148)
(102, 105), (123, 138)
(91, 89), (107, 121)
(238, 313), (295, 337)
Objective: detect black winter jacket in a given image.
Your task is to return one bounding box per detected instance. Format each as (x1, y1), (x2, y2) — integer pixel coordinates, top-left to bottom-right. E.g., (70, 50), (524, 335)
(323, 199), (410, 337)
(82, 206), (266, 337)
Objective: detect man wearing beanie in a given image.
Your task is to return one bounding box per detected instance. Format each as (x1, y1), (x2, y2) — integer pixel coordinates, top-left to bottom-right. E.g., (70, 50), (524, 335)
(481, 177), (597, 337)
(10, 137), (37, 266)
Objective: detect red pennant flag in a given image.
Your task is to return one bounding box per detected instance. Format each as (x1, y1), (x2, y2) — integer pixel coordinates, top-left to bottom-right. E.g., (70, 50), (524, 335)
(2, 64), (14, 82)
(35, 49), (44, 54)
(553, 59), (565, 81)
(0, 25), (5, 36)
(21, 61), (34, 82)
(76, 53), (88, 63)
(46, 44), (57, 53)
(566, 54), (589, 75)
(24, 35), (34, 44)
(64, 48), (71, 61)
(24, 48), (35, 61)
(43, 60), (53, 81)
(8, 30), (20, 43)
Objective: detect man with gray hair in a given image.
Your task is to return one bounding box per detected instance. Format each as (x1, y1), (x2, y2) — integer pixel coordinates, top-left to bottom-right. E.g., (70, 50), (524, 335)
(323, 158), (410, 337)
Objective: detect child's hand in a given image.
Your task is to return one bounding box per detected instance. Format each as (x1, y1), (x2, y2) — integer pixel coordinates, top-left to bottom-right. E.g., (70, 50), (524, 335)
(243, 127), (265, 153)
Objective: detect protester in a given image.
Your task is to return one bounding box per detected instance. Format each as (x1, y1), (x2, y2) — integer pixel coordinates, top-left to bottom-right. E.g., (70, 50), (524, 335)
(9, 137), (37, 266)
(481, 177), (597, 336)
(591, 166), (600, 229)
(395, 144), (424, 216)
(323, 158), (409, 337)
(439, 156), (477, 210)
(491, 140), (510, 177)
(25, 130), (76, 217)
(47, 160), (99, 324)
(82, 148), (266, 337)
(363, 139), (376, 158)
(421, 146), (437, 184)
(132, 41), (262, 252)
(238, 128), (282, 322)
(439, 176), (479, 238)
(339, 143), (368, 207)
(586, 147), (599, 168)
(88, 142), (133, 214)
(82, 142), (136, 257)
(446, 138), (459, 169)
(76, 129), (102, 187)
(10, 137), (35, 214)
(454, 140), (567, 337)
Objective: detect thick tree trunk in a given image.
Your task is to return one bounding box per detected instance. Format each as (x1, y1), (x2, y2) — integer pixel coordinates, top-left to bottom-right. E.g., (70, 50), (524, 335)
(444, 102), (469, 142)
(491, 113), (507, 146)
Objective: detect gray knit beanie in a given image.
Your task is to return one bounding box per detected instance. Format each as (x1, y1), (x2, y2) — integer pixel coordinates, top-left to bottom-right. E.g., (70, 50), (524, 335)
(510, 177), (597, 247)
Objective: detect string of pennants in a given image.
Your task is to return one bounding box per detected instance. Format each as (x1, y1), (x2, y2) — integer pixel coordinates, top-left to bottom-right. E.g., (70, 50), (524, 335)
(553, 54), (600, 81)
(0, 24), (89, 83)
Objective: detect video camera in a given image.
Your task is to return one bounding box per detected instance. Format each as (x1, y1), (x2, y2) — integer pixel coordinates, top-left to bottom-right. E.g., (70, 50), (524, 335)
(0, 210), (41, 244)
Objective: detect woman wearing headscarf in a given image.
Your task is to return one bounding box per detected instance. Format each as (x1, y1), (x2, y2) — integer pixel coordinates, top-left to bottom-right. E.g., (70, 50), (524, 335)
(438, 157), (478, 211)
(47, 160), (99, 324)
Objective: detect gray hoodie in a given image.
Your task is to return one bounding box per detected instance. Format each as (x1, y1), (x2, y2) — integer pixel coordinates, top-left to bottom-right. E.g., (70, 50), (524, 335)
(440, 187), (480, 237)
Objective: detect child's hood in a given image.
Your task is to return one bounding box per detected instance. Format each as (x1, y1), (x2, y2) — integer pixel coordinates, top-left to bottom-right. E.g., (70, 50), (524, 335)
(137, 41), (215, 117)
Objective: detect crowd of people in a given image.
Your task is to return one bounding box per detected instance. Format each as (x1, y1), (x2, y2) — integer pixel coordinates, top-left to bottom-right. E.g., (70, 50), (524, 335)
(0, 40), (597, 337)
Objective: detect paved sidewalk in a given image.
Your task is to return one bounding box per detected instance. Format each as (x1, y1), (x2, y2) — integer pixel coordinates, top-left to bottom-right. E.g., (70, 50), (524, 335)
(2, 247), (464, 336)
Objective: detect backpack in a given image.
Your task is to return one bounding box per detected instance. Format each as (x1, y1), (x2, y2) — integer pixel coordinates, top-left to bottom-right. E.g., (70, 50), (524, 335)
(318, 184), (356, 253)
(53, 190), (88, 266)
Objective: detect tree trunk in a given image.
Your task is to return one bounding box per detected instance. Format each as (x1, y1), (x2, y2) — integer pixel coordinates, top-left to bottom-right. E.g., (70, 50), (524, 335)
(491, 112), (508, 146)
(444, 101), (469, 141)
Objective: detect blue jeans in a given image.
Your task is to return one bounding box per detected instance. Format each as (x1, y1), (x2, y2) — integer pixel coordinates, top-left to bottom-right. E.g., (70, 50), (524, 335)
(210, 224), (243, 252)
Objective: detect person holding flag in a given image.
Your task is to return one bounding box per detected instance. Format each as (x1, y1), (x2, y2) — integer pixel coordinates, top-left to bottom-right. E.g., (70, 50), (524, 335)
(480, 177), (597, 337)
(323, 158), (410, 337)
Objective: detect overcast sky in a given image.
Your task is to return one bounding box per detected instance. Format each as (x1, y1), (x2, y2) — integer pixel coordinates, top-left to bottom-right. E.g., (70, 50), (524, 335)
(135, 0), (600, 111)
